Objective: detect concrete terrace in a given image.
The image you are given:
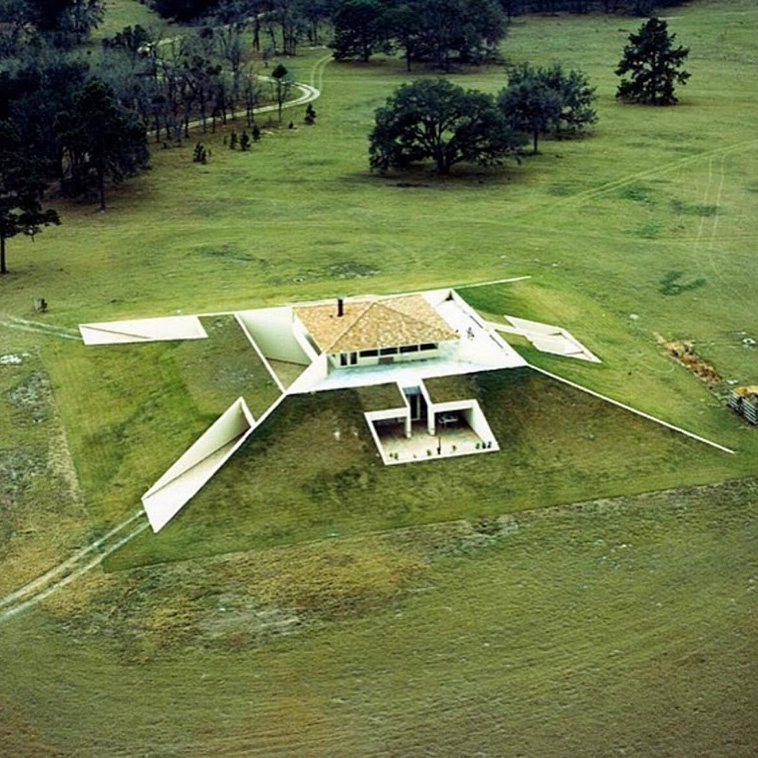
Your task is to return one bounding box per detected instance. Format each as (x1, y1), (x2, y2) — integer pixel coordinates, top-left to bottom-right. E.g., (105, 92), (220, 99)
(372, 418), (497, 464)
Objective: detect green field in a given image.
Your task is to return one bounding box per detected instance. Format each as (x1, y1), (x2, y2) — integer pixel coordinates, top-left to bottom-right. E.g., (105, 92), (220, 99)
(1, 0), (757, 754)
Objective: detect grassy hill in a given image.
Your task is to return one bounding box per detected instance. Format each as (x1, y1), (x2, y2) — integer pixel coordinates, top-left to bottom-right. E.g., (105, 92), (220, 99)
(1, 0), (757, 754)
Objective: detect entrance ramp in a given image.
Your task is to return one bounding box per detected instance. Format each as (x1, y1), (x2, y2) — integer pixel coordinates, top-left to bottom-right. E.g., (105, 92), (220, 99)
(142, 397), (255, 532)
(492, 316), (600, 363)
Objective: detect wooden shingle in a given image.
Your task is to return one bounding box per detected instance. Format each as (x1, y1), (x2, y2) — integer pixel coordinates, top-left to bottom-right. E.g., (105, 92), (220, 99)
(294, 295), (458, 353)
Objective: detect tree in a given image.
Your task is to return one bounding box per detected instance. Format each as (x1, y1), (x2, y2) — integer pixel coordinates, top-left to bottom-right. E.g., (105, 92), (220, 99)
(414, 0), (505, 71)
(369, 79), (525, 175)
(616, 17), (690, 105)
(498, 62), (597, 152)
(0, 0), (36, 56)
(56, 78), (148, 209)
(537, 63), (597, 136)
(386, 2), (423, 72)
(0, 121), (60, 275)
(270, 62), (293, 123)
(330, 0), (389, 62)
(192, 141), (207, 162)
(150, 0), (220, 22)
(239, 130), (250, 150)
(23, 0), (105, 44)
(216, 23), (244, 113)
(0, 48), (89, 180)
(498, 74), (561, 154)
(101, 24), (152, 59)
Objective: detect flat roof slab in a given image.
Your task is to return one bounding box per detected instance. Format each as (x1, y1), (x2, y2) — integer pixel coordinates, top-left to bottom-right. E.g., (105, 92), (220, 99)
(80, 316), (207, 345)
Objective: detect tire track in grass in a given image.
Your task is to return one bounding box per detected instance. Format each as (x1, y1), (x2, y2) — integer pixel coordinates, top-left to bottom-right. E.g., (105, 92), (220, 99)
(0, 314), (82, 341)
(309, 51), (331, 93)
(689, 143), (747, 305)
(0, 510), (148, 623)
(523, 138), (758, 220)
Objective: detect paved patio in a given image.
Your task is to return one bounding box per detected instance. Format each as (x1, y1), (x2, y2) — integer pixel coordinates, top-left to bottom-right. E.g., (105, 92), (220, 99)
(372, 418), (495, 463)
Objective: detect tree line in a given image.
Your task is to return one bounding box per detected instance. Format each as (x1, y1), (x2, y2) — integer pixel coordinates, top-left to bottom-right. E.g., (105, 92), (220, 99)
(0, 2), (282, 273)
(148, 0), (688, 65)
(329, 0), (687, 68)
(0, 0), (106, 53)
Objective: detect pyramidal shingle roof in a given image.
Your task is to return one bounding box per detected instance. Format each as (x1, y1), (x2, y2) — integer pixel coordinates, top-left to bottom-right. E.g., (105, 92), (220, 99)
(294, 295), (458, 353)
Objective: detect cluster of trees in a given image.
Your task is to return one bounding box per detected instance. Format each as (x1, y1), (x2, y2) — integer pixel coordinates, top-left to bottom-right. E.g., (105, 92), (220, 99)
(369, 16), (690, 174)
(99, 22), (266, 143)
(331, 0), (506, 70)
(0, 58), (147, 273)
(0, 0), (105, 53)
(152, 0), (335, 54)
(0, 48), (148, 202)
(0, 0), (313, 272)
(370, 62), (596, 173)
(330, 0), (687, 70)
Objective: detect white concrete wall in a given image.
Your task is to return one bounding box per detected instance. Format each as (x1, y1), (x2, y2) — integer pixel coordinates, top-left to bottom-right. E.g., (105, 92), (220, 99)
(463, 401), (499, 449)
(420, 288), (454, 308)
(80, 316), (208, 345)
(142, 397), (255, 532)
(237, 307), (311, 365)
(366, 407), (410, 422)
(233, 314), (286, 393)
(418, 382), (436, 434)
(433, 399), (475, 414)
(287, 353), (329, 394)
(292, 318), (321, 361)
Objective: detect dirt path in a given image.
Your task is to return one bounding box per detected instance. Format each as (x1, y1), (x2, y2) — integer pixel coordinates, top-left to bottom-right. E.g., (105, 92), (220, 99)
(0, 511), (148, 623)
(178, 51), (329, 137)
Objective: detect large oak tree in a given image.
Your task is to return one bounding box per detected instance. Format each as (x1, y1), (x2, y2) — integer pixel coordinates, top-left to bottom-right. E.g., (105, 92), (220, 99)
(369, 78), (525, 174)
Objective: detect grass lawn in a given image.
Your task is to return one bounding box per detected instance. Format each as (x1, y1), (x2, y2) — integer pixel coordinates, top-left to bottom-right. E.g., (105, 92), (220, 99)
(355, 381), (405, 411)
(1, 0), (757, 754)
(425, 372), (478, 403)
(0, 478), (755, 757)
(108, 367), (746, 569)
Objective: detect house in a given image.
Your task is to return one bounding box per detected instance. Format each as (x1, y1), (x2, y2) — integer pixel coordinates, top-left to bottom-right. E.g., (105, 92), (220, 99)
(293, 294), (458, 369)
(79, 286), (601, 532)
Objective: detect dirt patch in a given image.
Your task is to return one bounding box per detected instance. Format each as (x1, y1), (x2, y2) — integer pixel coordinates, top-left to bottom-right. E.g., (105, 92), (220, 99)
(0, 353), (90, 597)
(7, 372), (50, 424)
(0, 449), (44, 508)
(662, 339), (723, 389)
